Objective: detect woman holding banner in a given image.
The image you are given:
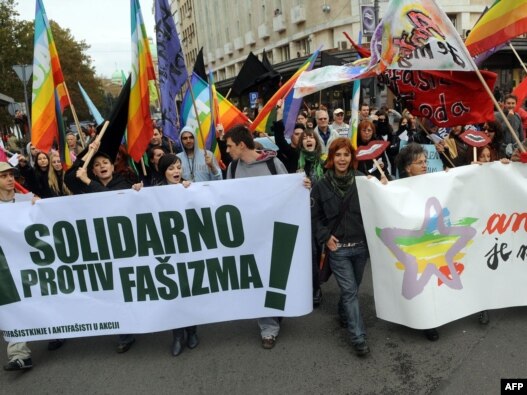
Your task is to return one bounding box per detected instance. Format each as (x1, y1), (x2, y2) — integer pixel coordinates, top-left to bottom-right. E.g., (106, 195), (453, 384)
(311, 137), (370, 357)
(132, 154), (197, 356)
(297, 128), (325, 307)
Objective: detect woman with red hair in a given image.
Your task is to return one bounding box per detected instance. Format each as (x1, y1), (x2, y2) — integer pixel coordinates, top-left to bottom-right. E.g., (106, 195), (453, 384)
(311, 137), (370, 357)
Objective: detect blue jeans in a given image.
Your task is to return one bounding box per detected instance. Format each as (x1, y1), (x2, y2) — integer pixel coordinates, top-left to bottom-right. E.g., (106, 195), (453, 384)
(329, 244), (368, 345)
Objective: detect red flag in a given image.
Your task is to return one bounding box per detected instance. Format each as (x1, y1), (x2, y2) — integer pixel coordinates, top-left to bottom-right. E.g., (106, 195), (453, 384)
(513, 78), (527, 111)
(380, 70), (497, 127)
(343, 32), (371, 59)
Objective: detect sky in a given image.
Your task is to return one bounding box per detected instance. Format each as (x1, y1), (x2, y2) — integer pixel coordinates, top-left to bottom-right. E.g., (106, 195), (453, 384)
(15, 0), (157, 78)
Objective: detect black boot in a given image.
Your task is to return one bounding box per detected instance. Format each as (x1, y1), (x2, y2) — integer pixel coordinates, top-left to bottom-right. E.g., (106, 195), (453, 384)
(171, 329), (184, 356)
(186, 326), (199, 349)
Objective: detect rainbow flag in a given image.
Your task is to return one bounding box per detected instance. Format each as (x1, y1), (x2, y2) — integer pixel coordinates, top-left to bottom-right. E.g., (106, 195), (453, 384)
(127, 0), (155, 161)
(295, 0), (474, 98)
(181, 73), (249, 151)
(31, 0), (70, 153)
(465, 0), (527, 56)
(250, 49), (320, 135)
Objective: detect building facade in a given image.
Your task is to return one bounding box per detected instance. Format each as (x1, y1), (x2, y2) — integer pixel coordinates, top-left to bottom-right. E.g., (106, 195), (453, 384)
(170, 0), (524, 110)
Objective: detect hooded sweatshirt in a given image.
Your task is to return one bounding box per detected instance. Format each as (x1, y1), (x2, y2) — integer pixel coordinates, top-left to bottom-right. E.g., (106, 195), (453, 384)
(177, 126), (222, 182)
(226, 150), (287, 179)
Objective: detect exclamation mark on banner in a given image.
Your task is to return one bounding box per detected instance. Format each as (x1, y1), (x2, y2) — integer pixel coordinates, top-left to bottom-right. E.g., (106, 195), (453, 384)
(264, 222), (299, 310)
(0, 245), (21, 306)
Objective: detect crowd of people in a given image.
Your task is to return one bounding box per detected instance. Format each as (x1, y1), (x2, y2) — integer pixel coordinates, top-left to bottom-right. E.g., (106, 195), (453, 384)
(1, 93), (526, 371)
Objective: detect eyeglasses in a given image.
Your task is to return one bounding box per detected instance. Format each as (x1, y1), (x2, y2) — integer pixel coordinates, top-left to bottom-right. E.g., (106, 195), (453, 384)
(411, 160), (427, 166)
(335, 113), (344, 116)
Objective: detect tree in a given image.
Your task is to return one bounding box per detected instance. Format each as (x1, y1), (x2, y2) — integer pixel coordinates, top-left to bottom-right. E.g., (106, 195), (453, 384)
(0, 0), (107, 129)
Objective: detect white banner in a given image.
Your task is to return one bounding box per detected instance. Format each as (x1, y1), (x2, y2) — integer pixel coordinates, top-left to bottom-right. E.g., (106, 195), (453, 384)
(0, 174), (312, 341)
(357, 163), (527, 329)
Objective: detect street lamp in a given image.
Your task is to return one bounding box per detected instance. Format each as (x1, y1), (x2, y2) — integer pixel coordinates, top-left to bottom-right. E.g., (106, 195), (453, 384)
(12, 64), (32, 137)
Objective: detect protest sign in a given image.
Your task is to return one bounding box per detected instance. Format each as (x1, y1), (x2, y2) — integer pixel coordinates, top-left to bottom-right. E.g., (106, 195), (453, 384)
(357, 163), (527, 329)
(0, 174), (312, 341)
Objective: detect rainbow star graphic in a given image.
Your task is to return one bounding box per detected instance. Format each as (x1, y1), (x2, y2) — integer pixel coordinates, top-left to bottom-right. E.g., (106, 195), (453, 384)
(377, 197), (477, 300)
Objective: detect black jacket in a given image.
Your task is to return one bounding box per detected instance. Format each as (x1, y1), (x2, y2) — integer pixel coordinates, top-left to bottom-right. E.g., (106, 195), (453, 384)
(272, 120), (299, 174)
(311, 171), (367, 247)
(65, 159), (133, 194)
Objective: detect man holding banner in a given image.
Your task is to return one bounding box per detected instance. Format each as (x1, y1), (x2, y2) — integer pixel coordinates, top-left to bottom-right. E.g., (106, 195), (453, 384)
(0, 162), (34, 371)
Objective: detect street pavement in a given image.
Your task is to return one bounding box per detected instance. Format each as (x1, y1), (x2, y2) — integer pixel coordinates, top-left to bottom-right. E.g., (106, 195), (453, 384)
(2, 262), (526, 395)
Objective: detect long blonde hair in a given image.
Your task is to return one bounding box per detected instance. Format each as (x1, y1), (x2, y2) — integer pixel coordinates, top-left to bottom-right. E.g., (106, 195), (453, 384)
(48, 152), (71, 196)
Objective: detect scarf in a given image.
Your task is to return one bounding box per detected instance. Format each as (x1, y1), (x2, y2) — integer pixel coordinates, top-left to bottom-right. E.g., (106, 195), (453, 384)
(326, 168), (355, 197)
(298, 150), (324, 181)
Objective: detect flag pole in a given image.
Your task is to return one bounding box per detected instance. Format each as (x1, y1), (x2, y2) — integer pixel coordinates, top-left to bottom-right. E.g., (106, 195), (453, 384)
(416, 118), (456, 168)
(509, 42), (527, 75)
(63, 81), (87, 148)
(81, 120), (110, 170)
(452, 27), (526, 153)
(470, 63), (525, 153)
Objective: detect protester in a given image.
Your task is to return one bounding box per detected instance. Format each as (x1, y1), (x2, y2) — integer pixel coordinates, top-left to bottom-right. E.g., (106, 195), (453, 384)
(0, 162), (36, 371)
(356, 120), (392, 180)
(482, 120), (505, 159)
(435, 125), (470, 168)
(313, 109), (339, 155)
(359, 103), (371, 122)
(177, 125), (222, 182)
(65, 142), (136, 353)
(273, 103), (303, 173)
(306, 117), (316, 129)
(311, 137), (371, 356)
(148, 126), (174, 154)
(225, 125), (287, 349)
(494, 94), (524, 157)
(66, 132), (82, 159)
(297, 128), (325, 306)
(132, 154), (195, 356)
(331, 108), (350, 137)
(6, 132), (18, 152)
(18, 151), (55, 198)
(48, 152), (71, 197)
(296, 110), (309, 126)
(144, 146), (166, 186)
(395, 143), (440, 340)
(114, 144), (140, 184)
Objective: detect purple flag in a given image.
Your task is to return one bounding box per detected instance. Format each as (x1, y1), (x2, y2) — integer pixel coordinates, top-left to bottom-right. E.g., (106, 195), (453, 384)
(155, 0), (188, 143)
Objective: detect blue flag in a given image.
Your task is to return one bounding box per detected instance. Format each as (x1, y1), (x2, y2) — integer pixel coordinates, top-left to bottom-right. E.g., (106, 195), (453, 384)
(77, 82), (104, 125)
(155, 0), (188, 143)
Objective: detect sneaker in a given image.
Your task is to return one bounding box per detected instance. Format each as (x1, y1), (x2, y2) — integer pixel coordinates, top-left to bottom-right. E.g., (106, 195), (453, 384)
(478, 310), (490, 325)
(353, 341), (370, 357)
(4, 358), (32, 371)
(261, 336), (276, 349)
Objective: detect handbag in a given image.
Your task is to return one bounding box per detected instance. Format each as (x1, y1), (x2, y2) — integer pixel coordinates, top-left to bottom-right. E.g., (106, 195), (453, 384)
(318, 189), (355, 283)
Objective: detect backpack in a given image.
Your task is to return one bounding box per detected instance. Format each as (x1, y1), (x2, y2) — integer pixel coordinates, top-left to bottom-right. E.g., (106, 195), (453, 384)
(229, 158), (277, 178)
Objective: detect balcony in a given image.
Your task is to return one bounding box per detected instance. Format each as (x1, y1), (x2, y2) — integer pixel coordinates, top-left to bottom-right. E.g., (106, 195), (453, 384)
(273, 14), (286, 32)
(234, 37), (244, 50)
(215, 48), (223, 60)
(245, 31), (256, 45)
(258, 23), (270, 39)
(291, 5), (306, 24)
